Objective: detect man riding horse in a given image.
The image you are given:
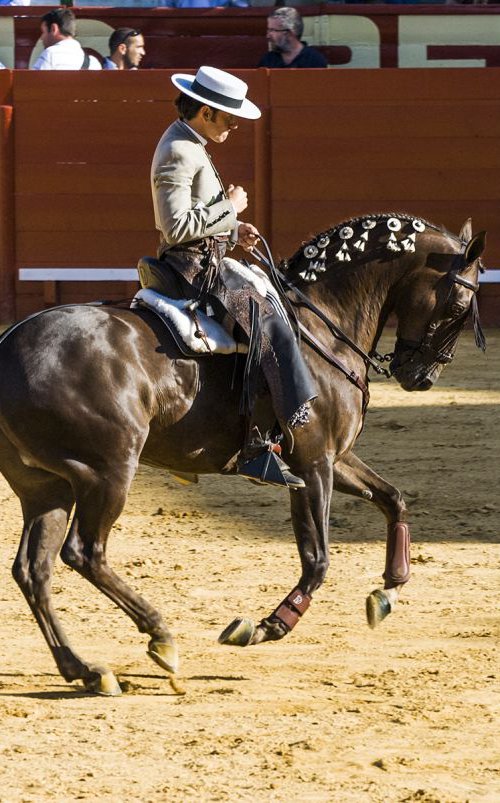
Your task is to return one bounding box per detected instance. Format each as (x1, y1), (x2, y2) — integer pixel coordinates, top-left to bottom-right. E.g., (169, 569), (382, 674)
(150, 66), (317, 489)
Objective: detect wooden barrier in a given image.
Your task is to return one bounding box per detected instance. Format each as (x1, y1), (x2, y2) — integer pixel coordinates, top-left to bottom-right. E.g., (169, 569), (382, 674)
(4, 68), (500, 324)
(0, 70), (14, 322)
(267, 68), (500, 260)
(12, 69), (267, 317)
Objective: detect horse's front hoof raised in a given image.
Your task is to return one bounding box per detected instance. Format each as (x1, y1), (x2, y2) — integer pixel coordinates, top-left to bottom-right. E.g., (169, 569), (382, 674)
(366, 589), (392, 629)
(218, 617), (255, 646)
(83, 668), (122, 696)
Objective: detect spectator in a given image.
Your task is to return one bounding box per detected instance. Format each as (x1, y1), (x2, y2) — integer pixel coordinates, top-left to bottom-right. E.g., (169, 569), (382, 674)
(103, 28), (146, 71)
(32, 9), (101, 71)
(258, 7), (328, 68)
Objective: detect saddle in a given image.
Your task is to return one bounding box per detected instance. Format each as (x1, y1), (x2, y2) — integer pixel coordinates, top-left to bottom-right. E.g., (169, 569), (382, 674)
(133, 257), (247, 357)
(133, 256), (291, 357)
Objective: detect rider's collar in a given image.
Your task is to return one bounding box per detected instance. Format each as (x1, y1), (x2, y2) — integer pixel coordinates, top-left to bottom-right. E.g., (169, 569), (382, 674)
(179, 118), (207, 147)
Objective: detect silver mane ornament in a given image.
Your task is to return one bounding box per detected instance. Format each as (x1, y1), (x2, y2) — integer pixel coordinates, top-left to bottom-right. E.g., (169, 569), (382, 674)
(298, 215), (427, 282)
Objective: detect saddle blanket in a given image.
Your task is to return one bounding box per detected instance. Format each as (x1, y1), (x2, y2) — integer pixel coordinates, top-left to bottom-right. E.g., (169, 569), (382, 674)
(132, 258), (291, 357)
(132, 288), (247, 356)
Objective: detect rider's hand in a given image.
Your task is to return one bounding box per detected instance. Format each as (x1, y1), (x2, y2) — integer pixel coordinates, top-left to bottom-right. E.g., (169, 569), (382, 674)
(227, 184), (248, 215)
(237, 223), (260, 252)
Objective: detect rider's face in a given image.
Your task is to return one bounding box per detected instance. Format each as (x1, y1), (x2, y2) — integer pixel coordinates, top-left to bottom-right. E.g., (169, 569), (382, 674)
(202, 108), (239, 144)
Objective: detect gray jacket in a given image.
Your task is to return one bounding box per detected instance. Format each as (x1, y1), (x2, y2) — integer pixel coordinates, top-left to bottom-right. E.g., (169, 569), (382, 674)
(151, 119), (237, 249)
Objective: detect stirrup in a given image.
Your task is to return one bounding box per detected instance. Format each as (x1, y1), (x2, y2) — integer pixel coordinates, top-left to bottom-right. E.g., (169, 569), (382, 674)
(237, 448), (305, 490)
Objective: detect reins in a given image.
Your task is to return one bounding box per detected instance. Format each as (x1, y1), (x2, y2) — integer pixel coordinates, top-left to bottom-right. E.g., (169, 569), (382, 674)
(251, 232), (485, 397)
(251, 238), (390, 407)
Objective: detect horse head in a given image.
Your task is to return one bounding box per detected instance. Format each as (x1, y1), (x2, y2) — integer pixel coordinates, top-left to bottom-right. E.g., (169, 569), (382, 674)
(389, 218), (486, 391)
(281, 212), (486, 395)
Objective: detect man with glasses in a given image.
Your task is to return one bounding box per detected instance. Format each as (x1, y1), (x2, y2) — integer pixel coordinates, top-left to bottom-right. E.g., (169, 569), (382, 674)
(258, 7), (327, 69)
(103, 28), (146, 71)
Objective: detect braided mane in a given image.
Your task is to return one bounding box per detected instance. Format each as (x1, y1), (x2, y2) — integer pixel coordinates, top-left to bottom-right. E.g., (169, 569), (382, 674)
(294, 213), (457, 260)
(283, 212), (463, 281)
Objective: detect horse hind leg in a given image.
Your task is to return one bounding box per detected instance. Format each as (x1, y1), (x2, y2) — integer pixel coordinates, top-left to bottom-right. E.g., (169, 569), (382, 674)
(8, 470), (101, 688)
(332, 451), (410, 629)
(60, 465), (181, 694)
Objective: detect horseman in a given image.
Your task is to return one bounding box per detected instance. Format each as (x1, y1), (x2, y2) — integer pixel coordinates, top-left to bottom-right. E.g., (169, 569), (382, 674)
(150, 66), (317, 489)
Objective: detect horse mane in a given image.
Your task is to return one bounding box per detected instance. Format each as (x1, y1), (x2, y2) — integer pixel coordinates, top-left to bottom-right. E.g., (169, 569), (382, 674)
(283, 212), (463, 282)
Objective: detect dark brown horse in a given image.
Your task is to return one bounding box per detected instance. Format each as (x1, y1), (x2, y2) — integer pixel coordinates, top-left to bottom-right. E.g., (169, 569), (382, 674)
(0, 213), (485, 695)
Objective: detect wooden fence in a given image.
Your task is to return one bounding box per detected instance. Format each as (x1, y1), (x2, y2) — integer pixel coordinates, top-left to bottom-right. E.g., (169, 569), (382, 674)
(0, 67), (499, 323)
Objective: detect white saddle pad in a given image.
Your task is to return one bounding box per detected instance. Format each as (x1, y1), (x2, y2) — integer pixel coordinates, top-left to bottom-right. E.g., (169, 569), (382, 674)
(132, 260), (290, 356)
(132, 288), (248, 356)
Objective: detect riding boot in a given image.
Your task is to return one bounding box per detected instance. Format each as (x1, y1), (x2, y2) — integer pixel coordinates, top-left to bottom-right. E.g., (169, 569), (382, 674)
(236, 428), (305, 490)
(258, 311), (317, 446)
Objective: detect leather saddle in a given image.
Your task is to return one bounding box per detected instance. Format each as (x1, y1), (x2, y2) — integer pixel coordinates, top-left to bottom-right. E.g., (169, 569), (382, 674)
(134, 257), (247, 358)
(137, 256), (179, 297)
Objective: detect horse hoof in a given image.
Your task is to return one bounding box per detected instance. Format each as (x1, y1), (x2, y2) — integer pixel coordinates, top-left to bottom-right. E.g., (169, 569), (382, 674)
(147, 639), (179, 674)
(366, 589), (392, 629)
(218, 617), (255, 647)
(167, 672), (187, 696)
(83, 669), (122, 697)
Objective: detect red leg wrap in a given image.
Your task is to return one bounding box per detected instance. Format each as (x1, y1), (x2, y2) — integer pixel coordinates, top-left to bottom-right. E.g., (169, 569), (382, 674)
(383, 522), (411, 586)
(273, 587), (311, 632)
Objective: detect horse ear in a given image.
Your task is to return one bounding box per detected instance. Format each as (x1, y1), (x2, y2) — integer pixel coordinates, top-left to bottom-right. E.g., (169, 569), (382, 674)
(463, 231), (486, 268)
(459, 218), (472, 241)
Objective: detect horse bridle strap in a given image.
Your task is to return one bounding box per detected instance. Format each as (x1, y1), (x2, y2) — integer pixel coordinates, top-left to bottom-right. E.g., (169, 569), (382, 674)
(297, 320), (370, 407)
(252, 242), (389, 375)
(394, 260), (485, 365)
(281, 274), (388, 375)
(452, 273), (480, 292)
(250, 240), (388, 404)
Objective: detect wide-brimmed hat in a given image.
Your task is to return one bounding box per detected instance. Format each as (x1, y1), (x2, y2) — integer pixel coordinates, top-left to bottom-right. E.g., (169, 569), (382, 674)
(171, 66), (261, 120)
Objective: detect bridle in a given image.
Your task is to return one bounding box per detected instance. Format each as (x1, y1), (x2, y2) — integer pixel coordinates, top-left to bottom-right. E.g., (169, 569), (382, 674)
(251, 238), (485, 402)
(391, 255), (485, 373)
(250, 240), (391, 412)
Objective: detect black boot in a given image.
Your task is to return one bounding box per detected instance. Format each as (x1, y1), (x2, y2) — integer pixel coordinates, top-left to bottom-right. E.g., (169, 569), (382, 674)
(237, 439), (305, 490)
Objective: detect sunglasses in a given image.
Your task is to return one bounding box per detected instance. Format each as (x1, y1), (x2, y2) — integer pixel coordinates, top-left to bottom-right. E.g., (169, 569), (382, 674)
(117, 29), (141, 45)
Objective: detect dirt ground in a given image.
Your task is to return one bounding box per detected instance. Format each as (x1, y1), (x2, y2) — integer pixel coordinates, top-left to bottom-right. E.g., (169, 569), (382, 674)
(0, 330), (498, 803)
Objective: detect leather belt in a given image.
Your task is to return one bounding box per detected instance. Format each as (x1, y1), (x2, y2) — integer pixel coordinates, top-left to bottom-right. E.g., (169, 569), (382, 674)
(164, 235), (230, 256)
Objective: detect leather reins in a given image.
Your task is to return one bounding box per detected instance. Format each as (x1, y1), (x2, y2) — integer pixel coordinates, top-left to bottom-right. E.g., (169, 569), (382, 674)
(250, 240), (389, 410)
(251, 238), (484, 407)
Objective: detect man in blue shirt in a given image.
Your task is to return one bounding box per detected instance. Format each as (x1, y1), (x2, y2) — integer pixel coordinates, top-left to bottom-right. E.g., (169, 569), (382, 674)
(258, 8), (328, 69)
(103, 28), (145, 71)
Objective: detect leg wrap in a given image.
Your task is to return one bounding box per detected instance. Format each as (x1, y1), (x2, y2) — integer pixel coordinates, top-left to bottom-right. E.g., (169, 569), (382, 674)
(383, 522), (411, 586)
(273, 587), (311, 632)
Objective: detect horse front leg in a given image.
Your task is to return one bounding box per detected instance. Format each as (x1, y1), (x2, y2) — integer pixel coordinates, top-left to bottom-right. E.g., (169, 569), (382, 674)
(332, 451), (410, 628)
(219, 455), (332, 647)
